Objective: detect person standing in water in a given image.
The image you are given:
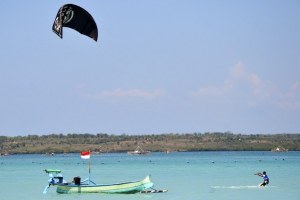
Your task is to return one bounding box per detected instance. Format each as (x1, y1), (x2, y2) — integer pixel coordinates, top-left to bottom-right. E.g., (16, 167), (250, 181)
(256, 171), (269, 186)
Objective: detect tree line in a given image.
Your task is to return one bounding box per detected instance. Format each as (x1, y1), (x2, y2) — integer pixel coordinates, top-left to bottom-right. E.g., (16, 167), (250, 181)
(1, 132), (300, 154)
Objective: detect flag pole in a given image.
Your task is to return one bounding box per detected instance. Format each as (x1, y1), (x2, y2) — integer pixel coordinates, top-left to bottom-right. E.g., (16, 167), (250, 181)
(80, 151), (92, 184)
(88, 153), (91, 185)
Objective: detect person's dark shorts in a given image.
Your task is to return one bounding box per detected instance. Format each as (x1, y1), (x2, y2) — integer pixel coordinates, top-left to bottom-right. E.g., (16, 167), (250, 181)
(261, 180), (269, 186)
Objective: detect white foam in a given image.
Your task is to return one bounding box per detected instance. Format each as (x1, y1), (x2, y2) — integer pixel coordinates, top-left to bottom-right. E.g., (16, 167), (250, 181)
(211, 185), (276, 189)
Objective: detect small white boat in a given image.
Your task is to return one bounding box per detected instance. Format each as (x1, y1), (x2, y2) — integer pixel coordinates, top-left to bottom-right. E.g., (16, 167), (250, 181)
(127, 146), (151, 155)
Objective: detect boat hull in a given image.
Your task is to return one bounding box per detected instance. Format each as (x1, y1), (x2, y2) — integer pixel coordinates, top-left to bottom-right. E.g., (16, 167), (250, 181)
(56, 176), (153, 194)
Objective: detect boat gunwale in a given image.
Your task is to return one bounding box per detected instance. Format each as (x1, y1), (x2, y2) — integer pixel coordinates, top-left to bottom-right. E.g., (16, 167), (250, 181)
(57, 176), (151, 187)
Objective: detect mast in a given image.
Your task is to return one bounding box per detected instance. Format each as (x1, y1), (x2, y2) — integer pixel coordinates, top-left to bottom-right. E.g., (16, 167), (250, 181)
(80, 150), (92, 184)
(88, 155), (91, 184)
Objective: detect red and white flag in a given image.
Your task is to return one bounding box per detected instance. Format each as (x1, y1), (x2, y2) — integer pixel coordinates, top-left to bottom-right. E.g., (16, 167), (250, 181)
(81, 151), (91, 159)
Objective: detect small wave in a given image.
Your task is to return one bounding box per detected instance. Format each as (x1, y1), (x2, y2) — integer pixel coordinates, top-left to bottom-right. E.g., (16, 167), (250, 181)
(211, 185), (276, 189)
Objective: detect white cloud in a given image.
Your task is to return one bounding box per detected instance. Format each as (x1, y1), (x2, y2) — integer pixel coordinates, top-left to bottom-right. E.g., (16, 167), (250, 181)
(281, 81), (300, 110)
(287, 81), (300, 98)
(230, 61), (247, 79)
(228, 61), (270, 98)
(191, 61), (259, 97)
(82, 88), (166, 101)
(99, 89), (165, 99)
(190, 86), (224, 96)
(191, 61), (300, 110)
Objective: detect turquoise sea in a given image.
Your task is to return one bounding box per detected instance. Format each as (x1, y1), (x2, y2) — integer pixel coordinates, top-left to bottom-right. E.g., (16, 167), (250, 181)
(1, 151), (299, 200)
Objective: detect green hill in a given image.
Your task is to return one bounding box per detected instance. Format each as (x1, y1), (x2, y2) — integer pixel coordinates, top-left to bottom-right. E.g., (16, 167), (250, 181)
(1, 132), (299, 154)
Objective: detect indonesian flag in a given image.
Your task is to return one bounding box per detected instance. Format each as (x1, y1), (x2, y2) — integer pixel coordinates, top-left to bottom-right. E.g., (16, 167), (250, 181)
(81, 151), (91, 159)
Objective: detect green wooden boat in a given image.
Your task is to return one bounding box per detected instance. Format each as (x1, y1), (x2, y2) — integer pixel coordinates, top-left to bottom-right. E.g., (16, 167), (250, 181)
(43, 151), (159, 194)
(44, 169), (153, 194)
(56, 176), (153, 194)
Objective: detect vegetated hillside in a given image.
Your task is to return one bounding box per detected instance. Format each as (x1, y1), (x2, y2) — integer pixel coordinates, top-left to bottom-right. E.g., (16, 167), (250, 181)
(1, 132), (300, 154)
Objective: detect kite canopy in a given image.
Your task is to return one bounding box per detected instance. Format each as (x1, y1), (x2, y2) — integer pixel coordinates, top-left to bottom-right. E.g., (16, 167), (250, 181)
(52, 4), (98, 41)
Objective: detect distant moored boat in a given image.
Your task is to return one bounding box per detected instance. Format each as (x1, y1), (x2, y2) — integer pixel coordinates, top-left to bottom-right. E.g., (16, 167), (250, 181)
(127, 146), (151, 155)
(271, 146), (288, 152)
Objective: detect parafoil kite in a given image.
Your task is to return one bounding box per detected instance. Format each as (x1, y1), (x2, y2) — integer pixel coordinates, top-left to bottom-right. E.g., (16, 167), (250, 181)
(52, 4), (98, 41)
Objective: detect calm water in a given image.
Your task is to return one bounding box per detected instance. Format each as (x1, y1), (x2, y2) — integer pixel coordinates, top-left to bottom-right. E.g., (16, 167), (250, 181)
(0, 151), (299, 200)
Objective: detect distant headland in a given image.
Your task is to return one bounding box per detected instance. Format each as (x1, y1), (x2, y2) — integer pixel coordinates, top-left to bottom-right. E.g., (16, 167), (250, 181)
(1, 132), (299, 154)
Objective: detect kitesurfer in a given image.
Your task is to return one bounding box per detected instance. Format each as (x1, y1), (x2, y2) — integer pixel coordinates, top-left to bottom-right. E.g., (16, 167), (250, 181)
(255, 171), (269, 186)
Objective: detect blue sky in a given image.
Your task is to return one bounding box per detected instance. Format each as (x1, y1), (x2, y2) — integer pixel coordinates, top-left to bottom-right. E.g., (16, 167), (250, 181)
(0, 0), (300, 136)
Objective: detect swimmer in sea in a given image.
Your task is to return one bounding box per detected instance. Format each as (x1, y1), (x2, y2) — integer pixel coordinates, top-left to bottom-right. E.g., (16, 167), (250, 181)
(255, 171), (269, 186)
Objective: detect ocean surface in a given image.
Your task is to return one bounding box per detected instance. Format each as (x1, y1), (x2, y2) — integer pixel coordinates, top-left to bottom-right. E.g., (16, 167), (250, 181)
(0, 151), (299, 200)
